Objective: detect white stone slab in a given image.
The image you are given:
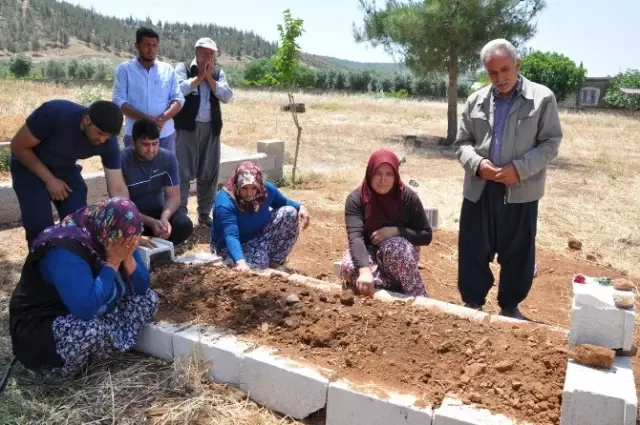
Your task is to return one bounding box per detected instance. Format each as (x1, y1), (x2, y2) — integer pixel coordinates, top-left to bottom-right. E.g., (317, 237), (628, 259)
(413, 297), (489, 322)
(374, 289), (415, 303)
(240, 347), (330, 419)
(174, 252), (222, 265)
(573, 280), (619, 308)
(136, 238), (174, 268)
(333, 261), (342, 278)
(173, 325), (252, 385)
(569, 298), (635, 350)
(432, 397), (516, 425)
(561, 357), (637, 425)
(326, 379), (433, 425)
(134, 321), (186, 361)
(288, 273), (340, 292)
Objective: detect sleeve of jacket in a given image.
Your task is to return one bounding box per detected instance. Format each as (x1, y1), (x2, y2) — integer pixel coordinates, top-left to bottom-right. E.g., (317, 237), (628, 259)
(511, 93), (563, 180)
(454, 94), (485, 176)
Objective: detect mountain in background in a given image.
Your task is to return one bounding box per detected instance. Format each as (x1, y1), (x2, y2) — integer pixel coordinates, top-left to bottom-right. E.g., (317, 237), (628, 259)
(0, 0), (405, 74)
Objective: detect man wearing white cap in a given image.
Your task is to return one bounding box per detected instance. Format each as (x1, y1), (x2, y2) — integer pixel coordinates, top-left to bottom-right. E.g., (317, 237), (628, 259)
(174, 37), (234, 228)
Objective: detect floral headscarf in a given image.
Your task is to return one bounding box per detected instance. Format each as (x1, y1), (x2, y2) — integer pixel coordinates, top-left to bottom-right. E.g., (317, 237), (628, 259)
(32, 197), (144, 261)
(223, 161), (268, 212)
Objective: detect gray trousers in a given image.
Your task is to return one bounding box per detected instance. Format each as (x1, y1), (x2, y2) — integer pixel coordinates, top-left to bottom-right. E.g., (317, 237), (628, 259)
(175, 122), (221, 216)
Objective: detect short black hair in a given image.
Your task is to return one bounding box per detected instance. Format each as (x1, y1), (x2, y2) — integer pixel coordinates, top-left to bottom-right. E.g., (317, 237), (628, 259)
(132, 118), (160, 141)
(87, 100), (123, 135)
(136, 27), (159, 44)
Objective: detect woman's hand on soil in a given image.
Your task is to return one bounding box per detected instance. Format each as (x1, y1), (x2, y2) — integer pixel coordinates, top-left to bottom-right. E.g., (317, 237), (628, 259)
(356, 267), (375, 297)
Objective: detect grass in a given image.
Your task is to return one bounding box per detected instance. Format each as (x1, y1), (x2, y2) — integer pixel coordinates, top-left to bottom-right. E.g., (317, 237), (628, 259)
(1, 79), (640, 422)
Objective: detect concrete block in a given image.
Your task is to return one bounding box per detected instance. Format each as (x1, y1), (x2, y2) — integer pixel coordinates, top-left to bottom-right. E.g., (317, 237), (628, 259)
(257, 139), (285, 181)
(174, 252), (222, 265)
(136, 238), (174, 268)
(560, 356), (637, 425)
(374, 289), (415, 303)
(134, 321), (187, 361)
(413, 297), (489, 322)
(573, 280), (620, 308)
(432, 397), (515, 425)
(333, 261), (342, 278)
(288, 273), (340, 292)
(173, 325), (252, 385)
(425, 207), (439, 231)
(240, 347), (330, 419)
(326, 379), (433, 425)
(569, 298), (635, 350)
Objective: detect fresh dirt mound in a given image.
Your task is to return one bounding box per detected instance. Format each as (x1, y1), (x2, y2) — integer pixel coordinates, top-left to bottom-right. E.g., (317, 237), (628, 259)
(152, 263), (568, 425)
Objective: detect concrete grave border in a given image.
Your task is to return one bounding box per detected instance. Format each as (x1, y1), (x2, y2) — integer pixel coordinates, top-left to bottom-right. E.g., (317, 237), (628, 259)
(132, 249), (588, 424)
(0, 140), (284, 226)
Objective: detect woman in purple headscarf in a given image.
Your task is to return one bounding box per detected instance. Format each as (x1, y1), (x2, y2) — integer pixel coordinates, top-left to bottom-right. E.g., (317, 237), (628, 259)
(8, 197), (158, 381)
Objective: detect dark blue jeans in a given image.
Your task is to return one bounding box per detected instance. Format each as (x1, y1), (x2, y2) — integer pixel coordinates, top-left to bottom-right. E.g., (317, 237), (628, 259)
(11, 161), (88, 247)
(457, 181), (539, 309)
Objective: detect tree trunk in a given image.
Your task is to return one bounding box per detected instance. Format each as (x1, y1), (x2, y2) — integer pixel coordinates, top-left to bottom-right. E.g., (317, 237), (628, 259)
(445, 53), (458, 145)
(289, 93), (303, 185)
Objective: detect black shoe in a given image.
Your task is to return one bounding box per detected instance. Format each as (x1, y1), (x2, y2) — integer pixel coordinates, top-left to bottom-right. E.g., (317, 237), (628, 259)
(500, 307), (527, 321)
(198, 214), (212, 228)
(463, 302), (483, 310)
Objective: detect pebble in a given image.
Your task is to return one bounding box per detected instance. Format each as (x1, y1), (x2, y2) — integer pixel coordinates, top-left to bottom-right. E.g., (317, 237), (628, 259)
(494, 360), (514, 372)
(286, 294), (300, 305)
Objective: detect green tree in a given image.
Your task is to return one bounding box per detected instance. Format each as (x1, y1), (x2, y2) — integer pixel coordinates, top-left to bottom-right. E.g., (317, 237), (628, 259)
(44, 60), (66, 80)
(9, 54), (33, 78)
(67, 59), (80, 79)
(296, 66), (316, 88)
(273, 9), (304, 184)
(603, 70), (640, 110)
(243, 58), (276, 83)
(95, 62), (109, 80)
(348, 70), (372, 92)
(355, 0), (545, 143)
(334, 71), (346, 90)
(520, 51), (586, 101)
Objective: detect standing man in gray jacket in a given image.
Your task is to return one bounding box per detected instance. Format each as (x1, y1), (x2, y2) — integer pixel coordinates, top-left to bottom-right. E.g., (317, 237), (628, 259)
(454, 38), (563, 320)
(174, 37), (233, 227)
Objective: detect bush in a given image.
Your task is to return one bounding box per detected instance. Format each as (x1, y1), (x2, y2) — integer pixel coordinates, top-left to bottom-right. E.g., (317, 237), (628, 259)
(243, 58), (276, 83)
(44, 60), (66, 80)
(603, 70), (640, 110)
(9, 54), (32, 78)
(0, 148), (10, 172)
(296, 66), (316, 88)
(385, 89), (409, 99)
(95, 62), (109, 80)
(77, 86), (106, 106)
(67, 59), (80, 79)
(520, 51), (586, 101)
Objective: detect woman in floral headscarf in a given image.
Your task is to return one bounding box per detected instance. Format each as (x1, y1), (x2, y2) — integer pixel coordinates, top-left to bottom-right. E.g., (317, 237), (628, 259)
(210, 161), (311, 272)
(9, 197), (157, 382)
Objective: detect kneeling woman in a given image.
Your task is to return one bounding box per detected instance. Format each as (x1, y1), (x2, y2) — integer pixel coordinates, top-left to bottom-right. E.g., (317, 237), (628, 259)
(9, 198), (158, 381)
(340, 150), (432, 297)
(211, 161), (310, 272)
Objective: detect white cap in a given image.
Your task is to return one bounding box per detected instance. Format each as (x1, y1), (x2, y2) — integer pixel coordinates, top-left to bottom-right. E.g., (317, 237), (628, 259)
(194, 37), (218, 52)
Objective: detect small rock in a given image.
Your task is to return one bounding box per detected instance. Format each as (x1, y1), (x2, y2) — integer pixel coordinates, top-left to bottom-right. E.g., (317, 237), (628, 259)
(369, 344), (378, 353)
(568, 238), (583, 250)
(438, 341), (453, 354)
(512, 381), (523, 390)
(286, 294), (300, 305)
(465, 348), (473, 356)
(469, 393), (482, 404)
(464, 363), (487, 377)
(586, 254), (597, 261)
(340, 290), (355, 306)
(494, 360), (514, 373)
(261, 322), (269, 332)
(345, 357), (355, 368)
(301, 290), (310, 297)
(319, 295), (329, 302)
(284, 319), (296, 328)
(569, 344), (615, 369)
(614, 292), (635, 309)
(614, 279), (635, 292)
(475, 336), (490, 350)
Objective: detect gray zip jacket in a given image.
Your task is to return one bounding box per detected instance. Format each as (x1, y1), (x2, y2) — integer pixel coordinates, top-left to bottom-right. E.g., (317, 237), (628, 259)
(454, 76), (563, 203)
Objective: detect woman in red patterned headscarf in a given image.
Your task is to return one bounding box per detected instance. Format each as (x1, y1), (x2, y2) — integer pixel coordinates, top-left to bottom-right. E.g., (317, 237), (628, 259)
(210, 161), (311, 272)
(339, 149), (433, 297)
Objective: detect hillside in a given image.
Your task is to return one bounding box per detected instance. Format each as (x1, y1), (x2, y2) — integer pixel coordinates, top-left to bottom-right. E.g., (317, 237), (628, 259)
(0, 0), (402, 73)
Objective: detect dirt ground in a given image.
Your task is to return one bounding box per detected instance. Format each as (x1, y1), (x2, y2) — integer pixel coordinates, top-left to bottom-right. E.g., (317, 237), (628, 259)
(153, 263), (568, 425)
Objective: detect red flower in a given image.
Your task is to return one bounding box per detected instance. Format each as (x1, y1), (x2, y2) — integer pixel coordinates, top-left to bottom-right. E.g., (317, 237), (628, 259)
(574, 274), (586, 284)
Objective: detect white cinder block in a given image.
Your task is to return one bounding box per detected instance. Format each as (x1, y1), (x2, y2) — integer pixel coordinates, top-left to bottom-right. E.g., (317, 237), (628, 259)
(288, 273), (340, 292)
(173, 326), (251, 385)
(174, 252), (222, 265)
(569, 298), (635, 350)
(326, 379), (433, 425)
(374, 289), (415, 303)
(240, 347), (330, 419)
(136, 238), (174, 268)
(432, 397), (515, 425)
(561, 356), (637, 425)
(413, 297), (489, 322)
(425, 207), (439, 231)
(333, 261), (342, 278)
(573, 281), (618, 308)
(134, 321), (186, 361)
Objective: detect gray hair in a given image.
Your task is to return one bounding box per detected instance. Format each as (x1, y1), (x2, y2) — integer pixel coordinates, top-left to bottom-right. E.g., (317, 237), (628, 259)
(480, 39), (519, 64)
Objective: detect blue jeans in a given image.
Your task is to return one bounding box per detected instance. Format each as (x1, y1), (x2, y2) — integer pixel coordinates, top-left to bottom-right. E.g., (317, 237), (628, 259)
(11, 161), (88, 247)
(124, 132), (176, 153)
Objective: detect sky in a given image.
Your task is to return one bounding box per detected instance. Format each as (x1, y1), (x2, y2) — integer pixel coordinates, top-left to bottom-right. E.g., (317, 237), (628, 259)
(65, 0), (639, 77)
